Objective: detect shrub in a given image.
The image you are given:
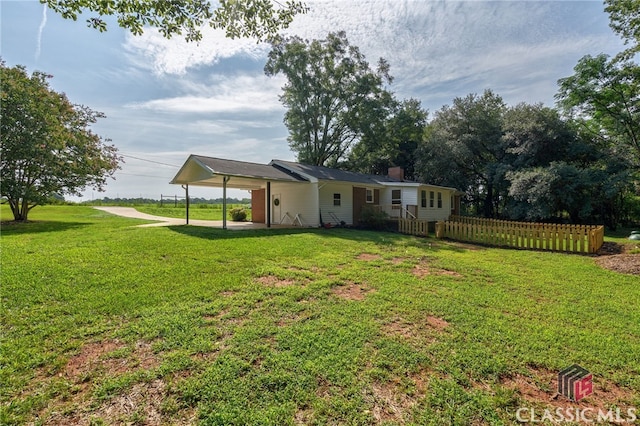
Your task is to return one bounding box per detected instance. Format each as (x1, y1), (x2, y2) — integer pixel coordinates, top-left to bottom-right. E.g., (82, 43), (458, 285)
(229, 208), (247, 221)
(359, 206), (389, 230)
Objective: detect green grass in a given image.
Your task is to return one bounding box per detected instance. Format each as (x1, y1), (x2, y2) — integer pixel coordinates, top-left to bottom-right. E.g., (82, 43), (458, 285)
(135, 204), (251, 221)
(1, 205), (639, 425)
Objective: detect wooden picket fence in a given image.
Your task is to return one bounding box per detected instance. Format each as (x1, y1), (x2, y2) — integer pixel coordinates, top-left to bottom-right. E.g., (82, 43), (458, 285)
(398, 218), (429, 236)
(435, 216), (604, 254)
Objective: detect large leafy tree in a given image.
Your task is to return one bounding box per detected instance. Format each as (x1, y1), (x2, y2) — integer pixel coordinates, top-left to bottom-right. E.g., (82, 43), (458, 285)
(604, 0), (640, 60)
(502, 103), (577, 169)
(1, 63), (121, 221)
(416, 90), (507, 217)
(416, 92), (628, 223)
(264, 31), (393, 167)
(348, 98), (428, 180)
(501, 104), (598, 221)
(556, 54), (640, 168)
(42, 0), (307, 42)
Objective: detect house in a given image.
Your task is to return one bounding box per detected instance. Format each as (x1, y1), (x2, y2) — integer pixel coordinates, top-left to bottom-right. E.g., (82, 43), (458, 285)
(170, 155), (462, 227)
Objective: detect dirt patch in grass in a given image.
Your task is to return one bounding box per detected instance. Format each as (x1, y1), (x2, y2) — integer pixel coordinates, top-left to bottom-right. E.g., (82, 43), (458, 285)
(332, 281), (374, 301)
(438, 269), (463, 277)
(411, 261), (464, 279)
(35, 340), (198, 425)
(426, 315), (449, 330)
(63, 339), (160, 380)
(367, 381), (412, 423)
(357, 253), (382, 261)
(40, 376), (197, 426)
(294, 408), (314, 425)
(412, 263), (431, 278)
(64, 340), (127, 379)
(256, 275), (296, 287)
(365, 370), (430, 424)
(383, 317), (419, 340)
(383, 316), (449, 340)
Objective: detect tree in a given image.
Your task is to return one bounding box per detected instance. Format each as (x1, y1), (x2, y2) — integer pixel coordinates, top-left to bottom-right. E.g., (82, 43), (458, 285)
(0, 63), (121, 221)
(348, 98), (428, 179)
(502, 103), (576, 169)
(42, 0), (307, 42)
(556, 54), (640, 167)
(501, 104), (600, 221)
(506, 155), (632, 226)
(264, 31), (393, 167)
(416, 90), (507, 217)
(415, 92), (628, 223)
(604, 0), (640, 60)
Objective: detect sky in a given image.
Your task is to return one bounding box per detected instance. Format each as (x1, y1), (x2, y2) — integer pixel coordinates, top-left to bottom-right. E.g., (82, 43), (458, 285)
(0, 0), (627, 201)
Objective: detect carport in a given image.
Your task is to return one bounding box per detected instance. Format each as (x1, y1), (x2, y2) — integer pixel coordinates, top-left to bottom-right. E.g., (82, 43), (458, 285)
(170, 155), (307, 229)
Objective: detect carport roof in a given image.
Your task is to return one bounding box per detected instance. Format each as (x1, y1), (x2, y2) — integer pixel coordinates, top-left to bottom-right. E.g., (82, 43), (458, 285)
(170, 155), (307, 190)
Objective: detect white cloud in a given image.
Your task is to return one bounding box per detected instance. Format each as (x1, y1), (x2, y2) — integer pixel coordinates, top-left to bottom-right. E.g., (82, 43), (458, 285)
(123, 25), (270, 75)
(125, 74), (286, 114)
(120, 1), (621, 106)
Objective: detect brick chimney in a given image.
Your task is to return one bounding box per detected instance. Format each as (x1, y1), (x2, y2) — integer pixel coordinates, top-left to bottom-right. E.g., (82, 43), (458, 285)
(388, 166), (405, 181)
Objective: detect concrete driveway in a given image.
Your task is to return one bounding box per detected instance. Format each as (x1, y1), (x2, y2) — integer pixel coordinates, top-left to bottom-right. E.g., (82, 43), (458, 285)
(93, 206), (276, 229)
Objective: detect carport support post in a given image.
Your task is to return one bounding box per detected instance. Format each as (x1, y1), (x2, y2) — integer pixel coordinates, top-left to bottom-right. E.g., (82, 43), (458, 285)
(223, 176), (230, 230)
(182, 184), (189, 224)
(267, 181), (271, 228)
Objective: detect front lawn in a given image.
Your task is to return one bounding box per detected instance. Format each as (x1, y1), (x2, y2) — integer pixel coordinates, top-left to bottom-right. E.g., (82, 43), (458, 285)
(1, 205), (638, 425)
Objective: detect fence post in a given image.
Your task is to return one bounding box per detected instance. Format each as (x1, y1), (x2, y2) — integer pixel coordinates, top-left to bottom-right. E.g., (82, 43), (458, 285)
(436, 221), (445, 238)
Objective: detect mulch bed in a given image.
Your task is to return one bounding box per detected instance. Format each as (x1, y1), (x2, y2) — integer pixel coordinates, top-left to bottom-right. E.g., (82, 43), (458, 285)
(595, 242), (640, 275)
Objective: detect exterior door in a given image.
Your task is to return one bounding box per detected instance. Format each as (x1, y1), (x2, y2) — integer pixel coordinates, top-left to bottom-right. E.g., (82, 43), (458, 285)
(272, 194), (281, 224)
(251, 189), (265, 223)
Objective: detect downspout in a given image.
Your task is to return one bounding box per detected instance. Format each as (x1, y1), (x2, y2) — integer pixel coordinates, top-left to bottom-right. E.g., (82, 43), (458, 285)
(266, 181), (271, 228)
(181, 184), (189, 224)
(223, 176), (230, 230)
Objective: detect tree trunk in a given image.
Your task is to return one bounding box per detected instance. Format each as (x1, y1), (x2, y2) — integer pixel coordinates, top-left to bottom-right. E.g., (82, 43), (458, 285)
(8, 197), (28, 221)
(483, 184), (494, 218)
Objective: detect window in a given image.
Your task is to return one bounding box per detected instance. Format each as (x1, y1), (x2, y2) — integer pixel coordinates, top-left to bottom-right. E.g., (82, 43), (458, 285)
(366, 188), (374, 203)
(421, 190), (427, 208)
(333, 193), (341, 206)
(429, 191), (434, 208)
(437, 192), (442, 208)
(391, 189), (401, 205)
(451, 196), (455, 211)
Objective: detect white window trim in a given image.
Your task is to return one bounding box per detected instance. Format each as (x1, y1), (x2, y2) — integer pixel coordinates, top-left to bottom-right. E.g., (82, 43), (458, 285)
(365, 188), (374, 203)
(391, 189), (402, 205)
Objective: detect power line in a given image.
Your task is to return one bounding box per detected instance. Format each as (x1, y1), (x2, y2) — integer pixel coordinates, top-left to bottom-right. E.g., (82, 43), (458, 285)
(118, 172), (173, 179)
(120, 154), (181, 168)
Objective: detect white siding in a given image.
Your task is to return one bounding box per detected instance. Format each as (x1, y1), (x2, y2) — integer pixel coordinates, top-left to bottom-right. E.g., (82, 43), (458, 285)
(417, 186), (453, 222)
(379, 185), (419, 218)
(401, 187), (418, 207)
(319, 182), (354, 225)
(269, 182), (319, 227)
